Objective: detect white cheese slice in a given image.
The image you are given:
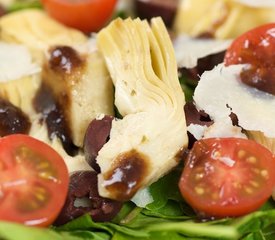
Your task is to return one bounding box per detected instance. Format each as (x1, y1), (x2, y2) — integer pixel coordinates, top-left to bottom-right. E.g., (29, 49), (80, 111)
(235, 0), (275, 8)
(173, 35), (232, 68)
(0, 42), (40, 82)
(187, 124), (208, 140)
(203, 118), (246, 139)
(131, 187), (153, 208)
(194, 63), (275, 138)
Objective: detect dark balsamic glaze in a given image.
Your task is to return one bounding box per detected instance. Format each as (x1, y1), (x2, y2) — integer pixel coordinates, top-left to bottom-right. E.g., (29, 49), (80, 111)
(32, 46), (85, 156)
(103, 149), (149, 201)
(33, 82), (78, 156)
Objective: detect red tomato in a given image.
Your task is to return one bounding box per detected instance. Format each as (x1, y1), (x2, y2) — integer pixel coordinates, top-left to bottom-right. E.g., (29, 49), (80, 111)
(41, 0), (118, 33)
(0, 134), (69, 227)
(179, 138), (275, 218)
(224, 23), (275, 95)
(224, 23), (275, 66)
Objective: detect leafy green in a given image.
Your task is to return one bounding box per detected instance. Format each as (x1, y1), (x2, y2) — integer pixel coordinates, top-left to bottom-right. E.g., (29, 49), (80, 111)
(0, 221), (82, 240)
(179, 74), (198, 102)
(6, 0), (42, 12)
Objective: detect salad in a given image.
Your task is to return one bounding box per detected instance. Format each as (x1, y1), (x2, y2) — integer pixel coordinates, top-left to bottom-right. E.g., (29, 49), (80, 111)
(0, 0), (275, 240)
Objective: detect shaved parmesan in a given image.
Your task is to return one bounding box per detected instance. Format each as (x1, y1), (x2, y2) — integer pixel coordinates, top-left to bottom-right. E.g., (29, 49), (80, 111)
(0, 42), (40, 82)
(194, 63), (275, 138)
(203, 118), (246, 139)
(187, 124), (207, 140)
(131, 187), (153, 208)
(173, 35), (232, 68)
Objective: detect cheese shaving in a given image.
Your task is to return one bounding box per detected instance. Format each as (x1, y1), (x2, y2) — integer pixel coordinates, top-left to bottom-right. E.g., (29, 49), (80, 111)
(0, 42), (40, 81)
(173, 35), (232, 68)
(194, 63), (275, 138)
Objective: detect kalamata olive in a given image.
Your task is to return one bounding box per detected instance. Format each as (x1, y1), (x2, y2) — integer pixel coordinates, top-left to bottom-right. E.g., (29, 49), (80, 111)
(134, 0), (179, 27)
(54, 171), (123, 226)
(184, 102), (213, 149)
(0, 98), (31, 136)
(179, 51), (225, 82)
(83, 115), (114, 173)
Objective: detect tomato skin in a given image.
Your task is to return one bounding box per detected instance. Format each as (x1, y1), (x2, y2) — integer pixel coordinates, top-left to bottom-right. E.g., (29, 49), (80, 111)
(41, 0), (118, 33)
(179, 138), (275, 218)
(0, 134), (69, 227)
(224, 24), (275, 95)
(224, 23), (275, 66)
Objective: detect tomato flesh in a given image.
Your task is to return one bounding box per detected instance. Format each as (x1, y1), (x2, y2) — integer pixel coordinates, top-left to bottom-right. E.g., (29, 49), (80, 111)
(0, 134), (69, 226)
(224, 23), (275, 95)
(42, 0), (118, 33)
(179, 138), (275, 218)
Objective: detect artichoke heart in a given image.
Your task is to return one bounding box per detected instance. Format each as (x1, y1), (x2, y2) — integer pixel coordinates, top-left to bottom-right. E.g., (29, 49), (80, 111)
(42, 46), (114, 147)
(0, 9), (87, 63)
(174, 0), (275, 39)
(97, 17), (188, 201)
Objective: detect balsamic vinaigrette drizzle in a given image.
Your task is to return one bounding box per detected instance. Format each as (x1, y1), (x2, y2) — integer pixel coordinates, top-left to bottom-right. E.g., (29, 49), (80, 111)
(103, 149), (150, 202)
(33, 82), (78, 156)
(33, 46), (84, 156)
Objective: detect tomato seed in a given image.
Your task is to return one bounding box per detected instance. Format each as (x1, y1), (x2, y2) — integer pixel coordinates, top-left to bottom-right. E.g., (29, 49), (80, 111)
(195, 173), (204, 180)
(213, 151), (221, 158)
(246, 156), (257, 164)
(244, 187), (253, 194)
(36, 162), (50, 170)
(195, 187), (205, 195)
(35, 192), (46, 202)
(249, 180), (259, 188)
(237, 150), (246, 159)
(260, 169), (269, 179)
(233, 181), (241, 189)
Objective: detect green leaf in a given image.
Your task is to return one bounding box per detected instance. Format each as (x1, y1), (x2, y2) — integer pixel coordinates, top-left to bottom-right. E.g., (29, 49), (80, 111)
(145, 221), (239, 240)
(7, 0), (42, 12)
(64, 231), (111, 240)
(146, 168), (184, 211)
(233, 210), (275, 235)
(142, 200), (193, 220)
(112, 202), (138, 224)
(0, 221), (81, 240)
(259, 199), (275, 211)
(56, 214), (148, 238)
(178, 74), (197, 102)
(111, 231), (193, 240)
(55, 214), (113, 235)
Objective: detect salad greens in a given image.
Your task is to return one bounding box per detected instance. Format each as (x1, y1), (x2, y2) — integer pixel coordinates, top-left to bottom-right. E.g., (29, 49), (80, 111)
(0, 3), (274, 240)
(0, 167), (275, 240)
(5, 0), (42, 12)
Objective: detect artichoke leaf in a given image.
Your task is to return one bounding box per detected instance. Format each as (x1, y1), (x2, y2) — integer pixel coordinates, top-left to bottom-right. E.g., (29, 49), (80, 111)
(174, 0), (275, 39)
(97, 17), (188, 201)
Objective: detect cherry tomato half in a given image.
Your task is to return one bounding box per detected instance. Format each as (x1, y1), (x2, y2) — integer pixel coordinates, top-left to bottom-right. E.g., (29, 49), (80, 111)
(179, 138), (275, 218)
(0, 134), (69, 227)
(224, 23), (275, 95)
(41, 0), (118, 33)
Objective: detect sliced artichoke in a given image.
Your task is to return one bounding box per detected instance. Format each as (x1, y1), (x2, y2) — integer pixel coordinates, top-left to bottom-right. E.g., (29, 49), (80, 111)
(173, 0), (275, 39)
(42, 46), (114, 147)
(97, 17), (188, 201)
(0, 9), (87, 63)
(29, 118), (92, 173)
